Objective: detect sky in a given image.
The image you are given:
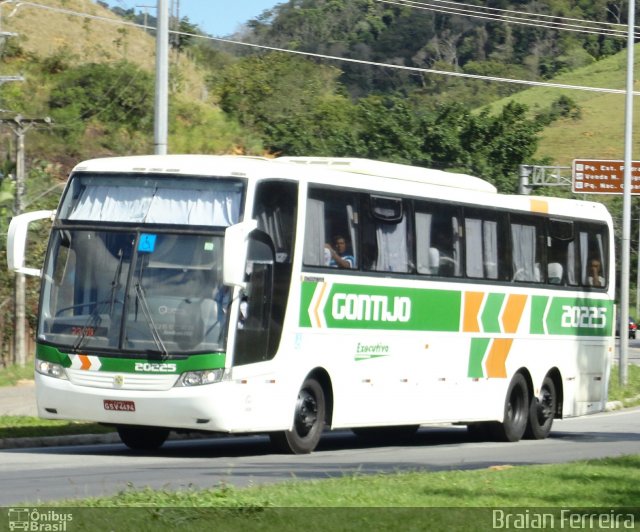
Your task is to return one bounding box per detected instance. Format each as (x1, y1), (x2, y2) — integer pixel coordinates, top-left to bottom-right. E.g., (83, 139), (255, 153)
(104, 1), (279, 36)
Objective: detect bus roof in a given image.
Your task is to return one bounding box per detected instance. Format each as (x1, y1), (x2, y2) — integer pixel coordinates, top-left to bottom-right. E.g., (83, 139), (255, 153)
(275, 157), (498, 194)
(72, 154), (497, 193)
(69, 154), (610, 222)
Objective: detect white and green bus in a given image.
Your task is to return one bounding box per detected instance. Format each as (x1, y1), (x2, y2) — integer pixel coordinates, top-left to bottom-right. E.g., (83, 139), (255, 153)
(7, 155), (615, 453)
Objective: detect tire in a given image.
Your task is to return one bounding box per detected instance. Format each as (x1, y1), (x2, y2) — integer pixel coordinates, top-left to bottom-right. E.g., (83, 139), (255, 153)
(524, 376), (556, 440)
(117, 425), (170, 450)
(270, 377), (326, 454)
(490, 373), (529, 442)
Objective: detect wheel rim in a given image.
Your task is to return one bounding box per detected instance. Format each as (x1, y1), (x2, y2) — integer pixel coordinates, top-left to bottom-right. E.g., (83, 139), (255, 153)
(294, 388), (318, 437)
(535, 385), (554, 424)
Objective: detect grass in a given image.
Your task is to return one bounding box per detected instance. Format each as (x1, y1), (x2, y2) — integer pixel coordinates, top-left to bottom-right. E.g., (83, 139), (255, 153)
(17, 456), (638, 532)
(0, 363), (34, 387)
(67, 454), (640, 507)
(607, 363), (640, 407)
(485, 44), (640, 167)
(1, 365), (639, 530)
(0, 415), (114, 439)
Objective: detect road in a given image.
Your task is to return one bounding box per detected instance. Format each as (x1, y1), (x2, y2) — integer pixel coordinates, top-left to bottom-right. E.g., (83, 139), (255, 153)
(1, 407), (639, 505)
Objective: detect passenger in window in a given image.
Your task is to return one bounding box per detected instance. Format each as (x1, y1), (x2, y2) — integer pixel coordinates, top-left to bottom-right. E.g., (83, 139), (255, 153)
(587, 258), (605, 287)
(325, 235), (355, 269)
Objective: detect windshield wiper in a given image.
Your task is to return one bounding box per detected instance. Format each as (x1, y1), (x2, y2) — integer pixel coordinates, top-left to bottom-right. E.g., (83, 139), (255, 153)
(71, 300), (107, 352)
(109, 248), (124, 316)
(134, 282), (169, 359)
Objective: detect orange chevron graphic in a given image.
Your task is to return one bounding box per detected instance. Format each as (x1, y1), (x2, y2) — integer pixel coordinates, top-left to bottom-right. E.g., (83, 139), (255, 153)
(502, 294), (527, 334)
(78, 354), (91, 370)
(486, 338), (512, 378)
(463, 291), (484, 332)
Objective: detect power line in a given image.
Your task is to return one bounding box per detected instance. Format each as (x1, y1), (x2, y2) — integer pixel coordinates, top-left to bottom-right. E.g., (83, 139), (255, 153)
(6, 1), (640, 96)
(379, 0), (638, 38)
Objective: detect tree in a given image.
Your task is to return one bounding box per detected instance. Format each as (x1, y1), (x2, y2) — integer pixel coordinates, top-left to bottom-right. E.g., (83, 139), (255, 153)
(48, 61), (153, 138)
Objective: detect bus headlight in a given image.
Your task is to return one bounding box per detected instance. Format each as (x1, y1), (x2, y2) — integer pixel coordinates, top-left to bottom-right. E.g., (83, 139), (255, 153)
(176, 369), (225, 387)
(35, 359), (68, 380)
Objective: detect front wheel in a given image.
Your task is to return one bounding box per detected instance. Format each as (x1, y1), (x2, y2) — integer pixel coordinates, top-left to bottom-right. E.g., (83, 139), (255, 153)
(270, 377), (326, 454)
(490, 373), (529, 442)
(117, 425), (170, 450)
(524, 376), (556, 440)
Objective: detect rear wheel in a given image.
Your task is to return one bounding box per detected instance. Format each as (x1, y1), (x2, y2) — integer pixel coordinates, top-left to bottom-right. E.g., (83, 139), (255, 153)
(117, 425), (170, 450)
(270, 377), (326, 454)
(490, 373), (529, 442)
(524, 376), (556, 440)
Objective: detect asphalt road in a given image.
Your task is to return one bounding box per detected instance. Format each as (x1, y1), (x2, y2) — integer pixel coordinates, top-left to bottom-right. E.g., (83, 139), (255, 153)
(1, 407), (639, 505)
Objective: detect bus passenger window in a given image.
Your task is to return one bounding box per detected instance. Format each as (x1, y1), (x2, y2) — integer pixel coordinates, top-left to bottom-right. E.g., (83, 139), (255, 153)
(416, 203), (461, 277)
(363, 196), (409, 273)
(547, 219), (573, 286)
(511, 217), (544, 283)
(303, 188), (358, 269)
(578, 225), (607, 288)
(464, 209), (505, 280)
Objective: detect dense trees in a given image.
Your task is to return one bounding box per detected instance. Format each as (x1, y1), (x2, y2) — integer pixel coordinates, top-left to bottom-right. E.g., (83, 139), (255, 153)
(246, 0), (628, 96)
(215, 51), (541, 190)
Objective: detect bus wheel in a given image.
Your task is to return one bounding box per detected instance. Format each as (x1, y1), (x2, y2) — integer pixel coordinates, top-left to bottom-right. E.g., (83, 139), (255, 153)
(270, 377), (326, 454)
(524, 376), (556, 440)
(117, 425), (170, 450)
(490, 373), (529, 442)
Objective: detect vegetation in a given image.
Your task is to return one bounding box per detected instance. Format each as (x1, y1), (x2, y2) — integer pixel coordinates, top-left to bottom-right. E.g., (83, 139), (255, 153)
(22, 455), (639, 532)
(0, 362), (32, 386)
(608, 364), (640, 407)
(0, 416), (113, 439)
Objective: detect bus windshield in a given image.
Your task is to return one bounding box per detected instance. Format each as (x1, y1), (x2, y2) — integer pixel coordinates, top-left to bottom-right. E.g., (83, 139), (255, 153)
(39, 229), (229, 356)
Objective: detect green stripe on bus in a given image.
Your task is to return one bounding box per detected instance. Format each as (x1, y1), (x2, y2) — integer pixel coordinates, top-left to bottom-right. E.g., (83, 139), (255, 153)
(530, 296), (549, 335)
(481, 293), (505, 333)
(300, 281), (461, 331)
(530, 296), (614, 335)
(36, 344), (227, 372)
(468, 338), (490, 378)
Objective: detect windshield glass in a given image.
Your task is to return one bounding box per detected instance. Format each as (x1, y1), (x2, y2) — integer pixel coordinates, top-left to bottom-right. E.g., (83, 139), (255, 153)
(39, 229), (230, 355)
(58, 173), (244, 226)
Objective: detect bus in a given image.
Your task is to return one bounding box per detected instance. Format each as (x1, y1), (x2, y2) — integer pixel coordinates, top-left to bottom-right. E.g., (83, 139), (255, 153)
(7, 155), (615, 453)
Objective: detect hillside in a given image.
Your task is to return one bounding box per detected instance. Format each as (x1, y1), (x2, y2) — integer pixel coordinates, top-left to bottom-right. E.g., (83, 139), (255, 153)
(1, 0), (209, 102)
(486, 46), (640, 167)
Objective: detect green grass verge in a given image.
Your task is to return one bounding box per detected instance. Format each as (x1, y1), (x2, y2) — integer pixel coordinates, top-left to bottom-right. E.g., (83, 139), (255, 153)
(0, 363), (34, 386)
(66, 455), (640, 508)
(608, 364), (640, 407)
(0, 416), (114, 439)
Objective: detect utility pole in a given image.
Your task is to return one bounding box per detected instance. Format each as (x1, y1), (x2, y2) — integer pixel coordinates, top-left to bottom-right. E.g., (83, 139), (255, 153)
(0, 116), (51, 366)
(154, 0), (169, 155)
(619, 0), (636, 386)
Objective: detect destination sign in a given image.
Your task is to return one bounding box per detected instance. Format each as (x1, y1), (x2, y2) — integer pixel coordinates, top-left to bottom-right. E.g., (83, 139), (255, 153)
(572, 159), (640, 194)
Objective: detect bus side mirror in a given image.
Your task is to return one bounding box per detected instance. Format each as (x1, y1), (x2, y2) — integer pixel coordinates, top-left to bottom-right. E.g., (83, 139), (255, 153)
(223, 219), (259, 290)
(7, 210), (55, 277)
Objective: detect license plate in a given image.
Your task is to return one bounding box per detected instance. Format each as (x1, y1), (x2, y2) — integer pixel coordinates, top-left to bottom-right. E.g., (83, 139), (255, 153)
(103, 399), (136, 412)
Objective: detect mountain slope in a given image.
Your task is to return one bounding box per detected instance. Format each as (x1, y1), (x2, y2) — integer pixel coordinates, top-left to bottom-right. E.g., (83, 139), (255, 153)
(1, 0), (208, 102)
(486, 46), (640, 167)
